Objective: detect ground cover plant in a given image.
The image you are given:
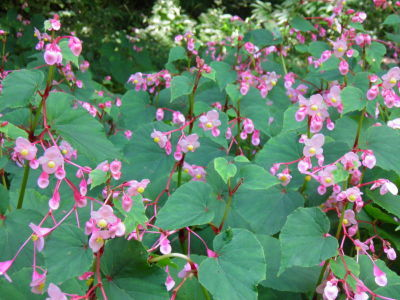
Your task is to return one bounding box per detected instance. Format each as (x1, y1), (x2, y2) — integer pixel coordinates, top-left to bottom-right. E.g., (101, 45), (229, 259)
(0, 0), (400, 299)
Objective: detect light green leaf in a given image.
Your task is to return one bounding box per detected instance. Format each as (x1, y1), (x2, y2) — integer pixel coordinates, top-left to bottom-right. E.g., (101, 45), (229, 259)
(115, 195), (148, 232)
(214, 157), (237, 184)
(89, 169), (108, 189)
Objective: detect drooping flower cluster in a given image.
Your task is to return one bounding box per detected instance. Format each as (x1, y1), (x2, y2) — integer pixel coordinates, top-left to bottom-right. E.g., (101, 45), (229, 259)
(85, 205), (126, 252)
(128, 70), (172, 93)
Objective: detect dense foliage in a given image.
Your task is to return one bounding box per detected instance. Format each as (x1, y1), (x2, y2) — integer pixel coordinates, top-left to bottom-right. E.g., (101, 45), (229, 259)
(1, 1), (400, 299)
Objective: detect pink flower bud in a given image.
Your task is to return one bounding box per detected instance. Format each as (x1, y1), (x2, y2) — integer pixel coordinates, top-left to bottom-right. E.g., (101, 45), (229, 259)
(367, 86), (379, 100)
(339, 60), (349, 75)
(68, 37), (82, 56)
(156, 108), (164, 121)
(373, 265), (387, 287)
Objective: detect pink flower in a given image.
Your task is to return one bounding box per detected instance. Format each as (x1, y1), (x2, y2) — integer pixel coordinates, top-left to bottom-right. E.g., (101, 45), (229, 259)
(332, 39), (347, 58)
(0, 260), (13, 282)
(30, 223), (52, 252)
(151, 130), (168, 148)
(382, 67), (400, 90)
(30, 270), (47, 294)
(172, 111), (185, 125)
(303, 134), (325, 157)
(339, 60), (349, 75)
(191, 166), (206, 182)
(59, 140), (76, 160)
(251, 130), (260, 146)
(110, 160), (122, 180)
(373, 265), (387, 287)
(371, 179), (398, 195)
(44, 43), (62, 65)
(326, 86), (342, 108)
(344, 187), (363, 202)
(68, 37), (82, 56)
(89, 230), (110, 253)
(159, 234), (171, 254)
(108, 220), (126, 238)
(367, 85), (379, 100)
(37, 172), (50, 189)
(361, 151), (376, 169)
(277, 171), (292, 186)
(46, 283), (67, 300)
(323, 280), (339, 300)
(124, 130), (132, 140)
(91, 205), (117, 227)
(199, 110), (221, 137)
(340, 152), (360, 172)
(178, 262), (198, 278)
(126, 179), (150, 196)
(178, 134), (200, 153)
(343, 210), (357, 227)
(354, 292), (369, 300)
(156, 108), (164, 121)
(165, 274), (175, 291)
(318, 165), (336, 187)
(38, 146), (64, 174)
(384, 247), (396, 260)
(49, 15), (61, 31)
(14, 137), (37, 161)
(49, 190), (61, 210)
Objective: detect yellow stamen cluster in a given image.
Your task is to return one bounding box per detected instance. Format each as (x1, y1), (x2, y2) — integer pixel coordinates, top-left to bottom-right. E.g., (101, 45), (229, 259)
(309, 147), (316, 155)
(324, 177), (332, 184)
(153, 137), (160, 143)
(389, 77), (397, 84)
(337, 47), (344, 52)
(196, 174), (202, 179)
(137, 186), (145, 194)
(32, 234), (39, 241)
(280, 175), (288, 182)
(187, 144), (194, 151)
(97, 219), (107, 228)
(47, 161), (56, 168)
(205, 122), (213, 128)
(20, 149), (29, 156)
(61, 149), (68, 155)
(310, 104), (318, 111)
(348, 194), (357, 202)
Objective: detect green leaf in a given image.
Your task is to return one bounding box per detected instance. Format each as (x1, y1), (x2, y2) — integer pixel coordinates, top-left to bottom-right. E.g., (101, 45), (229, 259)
(198, 228), (266, 300)
(115, 195), (148, 232)
(0, 122), (28, 139)
(0, 268), (42, 300)
(363, 126), (400, 174)
(279, 207), (338, 274)
(210, 61), (236, 91)
(232, 186), (304, 235)
(290, 16), (316, 32)
(341, 86), (365, 114)
(89, 169), (108, 189)
(243, 29), (278, 47)
(383, 14), (400, 26)
(364, 204), (400, 225)
(168, 46), (187, 63)
(238, 164), (279, 190)
(47, 92), (120, 162)
(330, 256), (359, 290)
(43, 225), (92, 285)
(120, 90), (156, 132)
(256, 131), (302, 170)
(366, 42), (386, 71)
(308, 41), (329, 57)
(59, 40), (79, 67)
(170, 76), (193, 102)
(0, 184), (9, 214)
(225, 83), (241, 106)
(367, 189), (400, 220)
(282, 105), (306, 133)
(156, 181), (215, 230)
(0, 209), (44, 271)
(258, 235), (321, 293)
(332, 163), (349, 184)
(359, 255), (400, 298)
(0, 69), (44, 111)
(122, 122), (175, 200)
(101, 238), (168, 300)
(214, 157), (237, 184)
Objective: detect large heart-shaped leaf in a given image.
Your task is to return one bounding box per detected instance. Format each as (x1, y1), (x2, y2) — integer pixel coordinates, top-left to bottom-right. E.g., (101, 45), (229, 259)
(198, 228), (266, 300)
(156, 181), (215, 230)
(279, 207), (338, 274)
(101, 238), (167, 300)
(43, 224), (93, 285)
